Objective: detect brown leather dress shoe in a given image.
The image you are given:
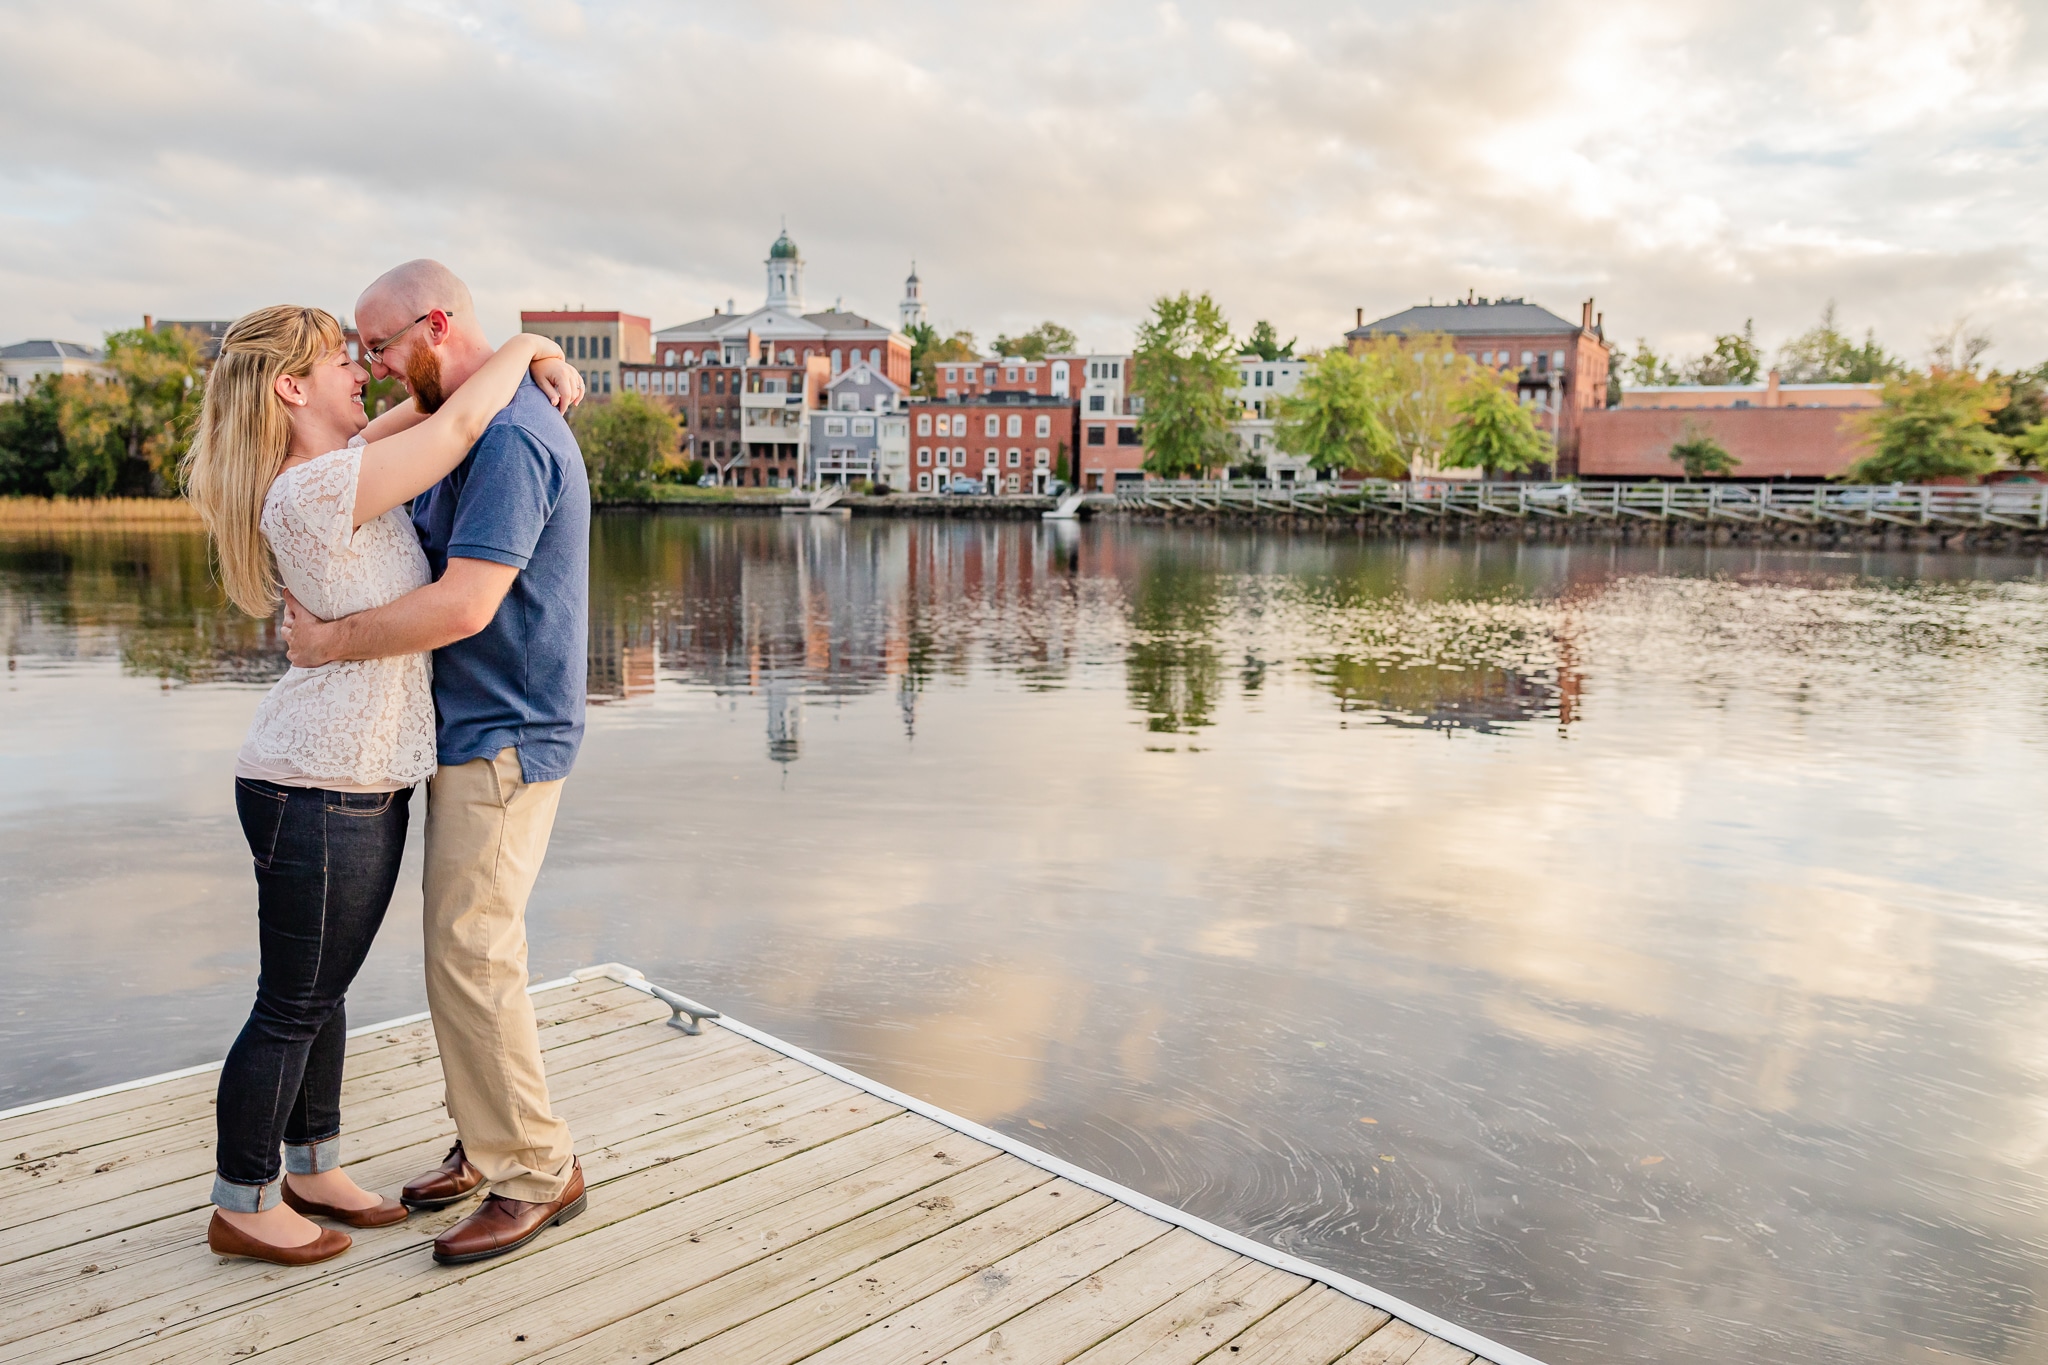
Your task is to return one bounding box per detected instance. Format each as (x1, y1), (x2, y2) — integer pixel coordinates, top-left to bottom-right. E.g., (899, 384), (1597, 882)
(206, 1210), (351, 1266)
(401, 1141), (485, 1211)
(282, 1180), (409, 1228)
(431, 1159), (585, 1265)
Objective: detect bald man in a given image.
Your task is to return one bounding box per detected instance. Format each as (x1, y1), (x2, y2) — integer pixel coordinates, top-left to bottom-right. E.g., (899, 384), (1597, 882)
(283, 259), (589, 1264)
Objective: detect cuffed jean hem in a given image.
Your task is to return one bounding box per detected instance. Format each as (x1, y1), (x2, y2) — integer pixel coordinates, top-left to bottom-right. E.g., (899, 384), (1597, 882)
(212, 1172), (283, 1213)
(283, 1136), (340, 1175)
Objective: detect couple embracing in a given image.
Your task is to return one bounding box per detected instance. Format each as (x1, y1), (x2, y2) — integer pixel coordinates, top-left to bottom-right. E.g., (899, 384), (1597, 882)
(184, 261), (591, 1268)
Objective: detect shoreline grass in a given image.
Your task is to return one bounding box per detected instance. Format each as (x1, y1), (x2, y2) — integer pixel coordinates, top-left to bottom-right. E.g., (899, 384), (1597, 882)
(0, 496), (202, 525)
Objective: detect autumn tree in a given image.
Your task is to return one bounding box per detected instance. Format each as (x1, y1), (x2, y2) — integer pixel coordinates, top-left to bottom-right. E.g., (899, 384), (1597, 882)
(991, 321), (1077, 361)
(1272, 349), (1400, 476)
(1440, 379), (1550, 477)
(1845, 369), (2005, 483)
(908, 323), (979, 397)
(573, 390), (682, 501)
(1130, 291), (1239, 478)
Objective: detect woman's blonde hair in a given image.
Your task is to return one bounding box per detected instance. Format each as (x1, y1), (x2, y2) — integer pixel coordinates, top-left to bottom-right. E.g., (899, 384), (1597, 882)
(182, 306), (346, 616)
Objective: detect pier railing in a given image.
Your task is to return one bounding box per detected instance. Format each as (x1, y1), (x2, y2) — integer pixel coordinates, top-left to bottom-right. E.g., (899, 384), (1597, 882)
(1114, 479), (2048, 528)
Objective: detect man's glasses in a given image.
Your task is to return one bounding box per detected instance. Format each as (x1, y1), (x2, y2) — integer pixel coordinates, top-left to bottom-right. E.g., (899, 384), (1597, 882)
(362, 311), (448, 365)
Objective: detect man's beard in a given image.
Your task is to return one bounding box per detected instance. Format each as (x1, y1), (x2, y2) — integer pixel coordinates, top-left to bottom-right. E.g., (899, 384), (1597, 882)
(406, 343), (448, 414)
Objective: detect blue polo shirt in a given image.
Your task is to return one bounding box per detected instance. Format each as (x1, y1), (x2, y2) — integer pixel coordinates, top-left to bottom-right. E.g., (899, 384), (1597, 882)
(411, 375), (589, 782)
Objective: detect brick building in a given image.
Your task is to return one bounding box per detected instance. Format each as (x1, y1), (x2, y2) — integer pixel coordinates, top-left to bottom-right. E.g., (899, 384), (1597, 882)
(1347, 297), (1610, 475)
(1580, 373), (1881, 479)
(620, 331), (827, 487)
(910, 392), (1075, 495)
(1070, 353), (1144, 490)
(520, 310), (651, 398)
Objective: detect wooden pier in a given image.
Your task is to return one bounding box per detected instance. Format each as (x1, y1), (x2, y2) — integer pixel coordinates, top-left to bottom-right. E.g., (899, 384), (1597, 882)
(1114, 477), (2048, 530)
(0, 965), (1536, 1365)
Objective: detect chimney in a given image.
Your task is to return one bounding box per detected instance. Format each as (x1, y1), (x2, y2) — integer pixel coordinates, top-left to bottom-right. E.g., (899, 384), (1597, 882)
(1765, 368), (1781, 407)
(142, 314), (154, 332)
(1596, 311), (1604, 336)
(1581, 299), (1593, 329)
(1355, 307), (1363, 329)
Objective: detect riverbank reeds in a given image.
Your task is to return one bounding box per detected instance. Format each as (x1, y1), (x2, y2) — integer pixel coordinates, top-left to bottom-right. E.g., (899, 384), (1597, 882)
(0, 496), (201, 525)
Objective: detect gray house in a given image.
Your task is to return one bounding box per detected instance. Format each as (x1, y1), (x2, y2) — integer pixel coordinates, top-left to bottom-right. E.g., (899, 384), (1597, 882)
(809, 363), (909, 489)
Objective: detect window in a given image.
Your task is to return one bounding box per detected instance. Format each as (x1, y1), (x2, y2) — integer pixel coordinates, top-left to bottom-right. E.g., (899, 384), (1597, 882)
(832, 350), (843, 373)
(944, 366), (957, 382)
(1087, 425), (1106, 445)
(984, 447), (998, 466)
(1116, 425), (1140, 445)
(1034, 448), (1049, 467)
(1521, 351), (1534, 365)
(918, 472), (932, 491)
(602, 337), (612, 360)
(1111, 361), (1120, 378)
(984, 415), (999, 436)
(1552, 350), (1565, 367)
(984, 369), (997, 385)
(936, 448), (950, 466)
(919, 448), (931, 466)
(1006, 414), (1022, 437)
(951, 414), (966, 436)
(1026, 367), (1038, 383)
(1088, 394), (1105, 412)
(826, 418), (847, 436)
(1006, 448), (1020, 466)
(1035, 415), (1051, 437)
(917, 413), (932, 435)
(870, 348), (881, 367)
(854, 417), (874, 436)
(573, 335), (586, 359)
(1005, 366), (1018, 383)
(603, 370), (612, 392)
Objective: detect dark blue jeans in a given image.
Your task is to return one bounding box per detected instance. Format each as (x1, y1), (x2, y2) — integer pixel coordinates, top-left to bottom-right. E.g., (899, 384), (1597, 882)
(212, 779), (412, 1212)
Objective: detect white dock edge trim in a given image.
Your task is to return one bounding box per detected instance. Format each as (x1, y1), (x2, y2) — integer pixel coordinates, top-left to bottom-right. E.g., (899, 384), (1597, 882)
(576, 962), (1549, 1365)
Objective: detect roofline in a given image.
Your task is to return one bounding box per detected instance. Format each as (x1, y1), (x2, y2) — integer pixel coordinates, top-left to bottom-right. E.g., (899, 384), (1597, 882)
(522, 311), (651, 326)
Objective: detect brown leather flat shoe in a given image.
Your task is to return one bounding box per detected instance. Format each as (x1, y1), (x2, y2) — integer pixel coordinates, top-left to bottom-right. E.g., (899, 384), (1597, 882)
(282, 1180), (409, 1228)
(401, 1141), (485, 1211)
(206, 1210), (351, 1266)
(432, 1160), (585, 1265)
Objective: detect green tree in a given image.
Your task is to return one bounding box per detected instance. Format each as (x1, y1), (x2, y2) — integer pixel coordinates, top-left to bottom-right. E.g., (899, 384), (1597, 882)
(991, 321), (1076, 361)
(1668, 423), (1740, 479)
(1623, 340), (1680, 387)
(42, 326), (208, 496)
(1440, 379), (1550, 477)
(1240, 319), (1296, 361)
(1130, 291), (1239, 478)
(1776, 302), (1903, 383)
(573, 390), (682, 501)
(0, 374), (68, 495)
(1987, 361), (2046, 454)
(1685, 320), (1763, 385)
(1844, 369), (2005, 483)
(908, 322), (978, 397)
(1272, 349), (1401, 475)
(1345, 330), (1491, 474)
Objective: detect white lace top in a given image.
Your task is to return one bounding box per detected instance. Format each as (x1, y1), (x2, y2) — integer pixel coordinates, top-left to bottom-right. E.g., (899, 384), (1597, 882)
(233, 440), (437, 791)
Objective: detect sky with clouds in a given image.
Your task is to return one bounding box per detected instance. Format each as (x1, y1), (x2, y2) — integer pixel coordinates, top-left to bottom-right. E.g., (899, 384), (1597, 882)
(3, 0), (2045, 367)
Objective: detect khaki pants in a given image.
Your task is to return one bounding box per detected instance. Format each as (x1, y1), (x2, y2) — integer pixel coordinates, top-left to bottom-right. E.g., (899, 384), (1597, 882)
(423, 748), (575, 1202)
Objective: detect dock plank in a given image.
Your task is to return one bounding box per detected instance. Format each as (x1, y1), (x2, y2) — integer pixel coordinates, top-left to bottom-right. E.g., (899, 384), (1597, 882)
(5, 974), (1521, 1365)
(789, 1202), (1168, 1365)
(1205, 1284), (1392, 1364)
(1065, 1258), (1308, 1365)
(936, 1226), (1241, 1364)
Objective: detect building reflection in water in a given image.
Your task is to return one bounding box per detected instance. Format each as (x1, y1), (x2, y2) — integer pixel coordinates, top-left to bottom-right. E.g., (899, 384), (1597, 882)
(574, 514), (1610, 753)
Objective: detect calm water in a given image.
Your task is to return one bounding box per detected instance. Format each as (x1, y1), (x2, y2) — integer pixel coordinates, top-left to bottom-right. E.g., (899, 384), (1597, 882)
(5, 514), (2048, 1365)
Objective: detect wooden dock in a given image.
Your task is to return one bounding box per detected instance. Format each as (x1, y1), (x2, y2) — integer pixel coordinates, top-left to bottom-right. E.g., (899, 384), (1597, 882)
(1, 965), (1537, 1365)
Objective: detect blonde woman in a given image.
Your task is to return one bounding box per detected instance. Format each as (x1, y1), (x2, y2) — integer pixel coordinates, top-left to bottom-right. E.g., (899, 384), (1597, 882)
(182, 306), (580, 1266)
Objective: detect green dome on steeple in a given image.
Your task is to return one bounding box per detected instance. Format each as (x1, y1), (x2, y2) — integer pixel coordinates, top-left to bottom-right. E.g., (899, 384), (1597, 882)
(768, 230), (800, 260)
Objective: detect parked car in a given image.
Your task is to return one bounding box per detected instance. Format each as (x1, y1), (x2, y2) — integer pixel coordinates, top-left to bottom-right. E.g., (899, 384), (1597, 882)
(948, 476), (984, 496)
(1047, 479), (1071, 498)
(696, 474), (718, 487)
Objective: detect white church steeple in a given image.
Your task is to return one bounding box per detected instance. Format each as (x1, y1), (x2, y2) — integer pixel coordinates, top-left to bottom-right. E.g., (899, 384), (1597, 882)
(900, 262), (926, 332)
(765, 228), (804, 313)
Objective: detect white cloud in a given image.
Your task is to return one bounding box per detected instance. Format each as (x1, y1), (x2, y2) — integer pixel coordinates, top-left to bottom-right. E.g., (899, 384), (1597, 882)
(0, 0), (2044, 366)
